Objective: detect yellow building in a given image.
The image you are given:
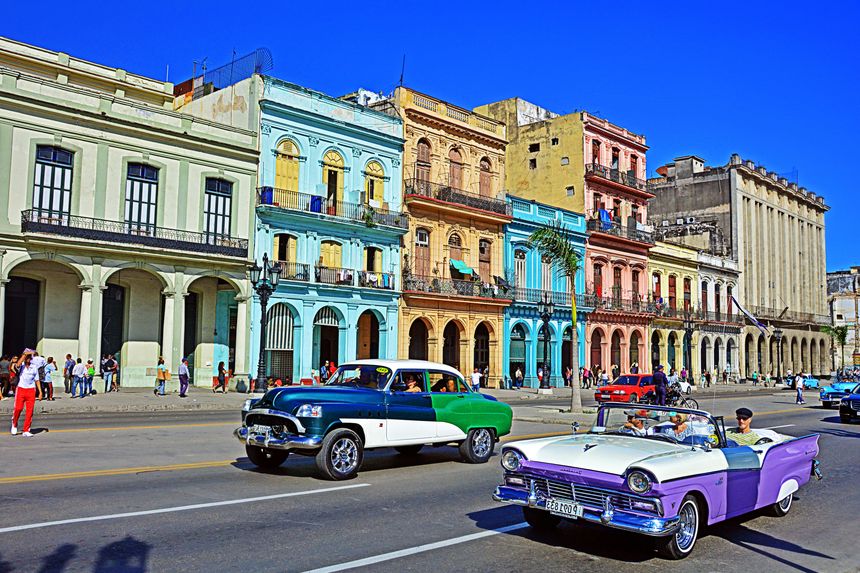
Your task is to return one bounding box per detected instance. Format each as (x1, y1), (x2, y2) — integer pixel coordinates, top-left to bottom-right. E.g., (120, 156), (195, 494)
(475, 98), (584, 214)
(647, 240), (699, 374)
(374, 87), (511, 385)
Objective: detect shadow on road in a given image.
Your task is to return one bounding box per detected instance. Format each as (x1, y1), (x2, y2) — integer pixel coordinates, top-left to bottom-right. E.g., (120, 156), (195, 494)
(26, 535), (151, 573)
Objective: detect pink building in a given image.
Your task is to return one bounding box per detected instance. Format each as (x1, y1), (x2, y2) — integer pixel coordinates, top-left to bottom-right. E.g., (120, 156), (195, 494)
(582, 113), (654, 374)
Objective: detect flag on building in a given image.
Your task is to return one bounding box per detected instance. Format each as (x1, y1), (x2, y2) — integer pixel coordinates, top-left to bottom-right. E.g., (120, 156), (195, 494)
(731, 295), (769, 336)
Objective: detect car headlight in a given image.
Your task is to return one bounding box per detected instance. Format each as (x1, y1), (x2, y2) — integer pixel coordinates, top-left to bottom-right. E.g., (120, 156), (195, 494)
(612, 389), (626, 394)
(296, 404), (323, 418)
(627, 470), (653, 494)
(501, 449), (524, 472)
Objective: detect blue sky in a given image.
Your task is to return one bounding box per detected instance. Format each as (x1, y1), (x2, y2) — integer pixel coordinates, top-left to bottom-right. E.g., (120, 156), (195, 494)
(5, 1), (858, 270)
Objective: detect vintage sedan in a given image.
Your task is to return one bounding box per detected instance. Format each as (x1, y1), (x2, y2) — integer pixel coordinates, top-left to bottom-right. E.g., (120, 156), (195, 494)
(493, 403), (821, 559)
(235, 360), (512, 480)
(839, 390), (860, 423)
(594, 374), (654, 403)
(819, 381), (859, 409)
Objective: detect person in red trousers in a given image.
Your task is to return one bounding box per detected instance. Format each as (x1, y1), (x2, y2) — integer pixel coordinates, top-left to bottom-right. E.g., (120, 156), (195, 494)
(11, 351), (42, 437)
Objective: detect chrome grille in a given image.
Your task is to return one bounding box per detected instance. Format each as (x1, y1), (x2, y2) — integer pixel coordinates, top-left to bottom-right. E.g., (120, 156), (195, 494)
(851, 400), (860, 411)
(511, 472), (643, 512)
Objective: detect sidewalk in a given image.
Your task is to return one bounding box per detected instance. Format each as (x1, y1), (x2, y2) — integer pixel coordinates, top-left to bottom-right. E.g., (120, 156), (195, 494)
(481, 382), (784, 403)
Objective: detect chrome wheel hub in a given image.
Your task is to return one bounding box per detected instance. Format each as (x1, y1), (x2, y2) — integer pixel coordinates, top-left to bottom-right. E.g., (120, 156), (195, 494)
(331, 438), (358, 473)
(675, 501), (698, 552)
(779, 494), (792, 511)
(473, 429), (492, 457)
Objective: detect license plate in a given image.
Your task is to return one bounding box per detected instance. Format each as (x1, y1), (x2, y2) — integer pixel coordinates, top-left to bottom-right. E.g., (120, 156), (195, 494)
(601, 395), (611, 399)
(545, 498), (583, 519)
(250, 424), (270, 435)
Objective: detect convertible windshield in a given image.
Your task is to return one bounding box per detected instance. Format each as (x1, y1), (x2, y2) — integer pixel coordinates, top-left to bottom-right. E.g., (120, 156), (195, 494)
(325, 364), (392, 390)
(597, 407), (718, 446)
(613, 376), (640, 386)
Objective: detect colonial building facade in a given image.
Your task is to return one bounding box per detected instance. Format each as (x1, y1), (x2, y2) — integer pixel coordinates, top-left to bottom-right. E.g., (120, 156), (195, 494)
(373, 87), (511, 385)
(0, 37), (258, 388)
(827, 268), (859, 371)
(649, 155), (830, 379)
(502, 195), (590, 388)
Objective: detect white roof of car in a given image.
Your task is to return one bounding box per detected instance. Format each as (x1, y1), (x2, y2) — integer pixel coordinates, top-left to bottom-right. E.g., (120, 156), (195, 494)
(339, 359), (463, 377)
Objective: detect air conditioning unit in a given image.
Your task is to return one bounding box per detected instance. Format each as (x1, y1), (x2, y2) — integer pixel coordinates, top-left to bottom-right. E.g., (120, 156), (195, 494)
(661, 220), (670, 227)
(687, 217), (697, 224)
(675, 218), (684, 225)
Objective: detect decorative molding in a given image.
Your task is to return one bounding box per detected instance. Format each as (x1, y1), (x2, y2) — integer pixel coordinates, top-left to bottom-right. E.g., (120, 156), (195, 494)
(308, 136), (320, 147)
(392, 158), (401, 167)
(352, 147), (362, 158)
(261, 124), (272, 135)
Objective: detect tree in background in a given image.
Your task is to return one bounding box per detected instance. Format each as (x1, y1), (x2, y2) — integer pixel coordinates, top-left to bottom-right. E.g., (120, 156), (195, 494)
(822, 325), (849, 373)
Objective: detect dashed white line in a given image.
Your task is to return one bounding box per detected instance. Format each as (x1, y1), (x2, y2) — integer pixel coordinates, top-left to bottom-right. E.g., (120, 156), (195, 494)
(304, 522), (529, 573)
(762, 424), (796, 430)
(0, 483), (370, 534)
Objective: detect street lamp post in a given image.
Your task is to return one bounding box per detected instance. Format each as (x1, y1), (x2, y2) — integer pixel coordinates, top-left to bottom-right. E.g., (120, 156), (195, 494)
(538, 293), (555, 390)
(683, 308), (694, 380)
(773, 327), (784, 386)
(249, 253), (282, 393)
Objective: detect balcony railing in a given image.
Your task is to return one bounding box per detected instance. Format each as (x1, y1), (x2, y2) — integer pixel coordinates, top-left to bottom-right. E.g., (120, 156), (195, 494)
(359, 270), (396, 290)
(586, 218), (654, 244)
(315, 266), (356, 286)
(20, 209), (248, 257)
(748, 305), (831, 325)
(694, 309), (744, 324)
(590, 295), (656, 314)
(403, 274), (512, 300)
(509, 287), (598, 309)
(278, 261), (311, 282)
(257, 187), (407, 229)
(585, 162), (646, 191)
(404, 179), (511, 217)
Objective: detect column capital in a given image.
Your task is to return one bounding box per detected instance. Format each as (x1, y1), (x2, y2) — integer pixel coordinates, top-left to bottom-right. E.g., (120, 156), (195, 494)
(235, 295), (252, 303)
(78, 283), (95, 292)
(162, 290), (177, 298)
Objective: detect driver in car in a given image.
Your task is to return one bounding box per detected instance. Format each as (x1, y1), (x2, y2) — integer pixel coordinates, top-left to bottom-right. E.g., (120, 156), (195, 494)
(621, 410), (648, 436)
(726, 407), (762, 446)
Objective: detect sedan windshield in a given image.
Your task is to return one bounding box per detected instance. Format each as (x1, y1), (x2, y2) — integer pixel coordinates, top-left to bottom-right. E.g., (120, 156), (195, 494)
(326, 364), (392, 390)
(612, 376), (640, 386)
(598, 407), (718, 446)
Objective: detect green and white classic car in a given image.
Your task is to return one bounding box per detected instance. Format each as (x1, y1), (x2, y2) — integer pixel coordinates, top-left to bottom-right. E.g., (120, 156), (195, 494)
(235, 360), (513, 480)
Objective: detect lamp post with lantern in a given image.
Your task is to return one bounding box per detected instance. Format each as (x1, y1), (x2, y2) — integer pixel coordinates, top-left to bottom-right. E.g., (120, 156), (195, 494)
(773, 327), (784, 386)
(683, 309), (694, 380)
(249, 253), (282, 393)
(538, 293), (555, 390)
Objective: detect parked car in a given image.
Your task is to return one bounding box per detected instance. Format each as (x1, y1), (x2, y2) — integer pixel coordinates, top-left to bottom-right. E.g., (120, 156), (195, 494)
(594, 374), (654, 403)
(235, 360), (513, 480)
(493, 403), (821, 559)
(819, 381), (859, 409)
(839, 390), (860, 423)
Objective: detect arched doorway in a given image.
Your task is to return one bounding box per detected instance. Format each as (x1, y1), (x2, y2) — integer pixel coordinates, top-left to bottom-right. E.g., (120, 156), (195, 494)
(819, 339), (827, 375)
(590, 329), (604, 371)
(630, 330), (641, 370)
(651, 331), (661, 370)
(700, 336), (711, 374)
(4, 277), (40, 355)
(562, 326), (573, 382)
(611, 330), (623, 373)
(682, 331), (692, 372)
(509, 324), (526, 382)
(667, 332), (677, 372)
(442, 321), (461, 370)
(408, 319), (429, 360)
(727, 339), (736, 374)
(356, 310), (381, 360)
(185, 276), (241, 383)
(474, 322), (490, 378)
(744, 333), (754, 378)
(314, 307), (341, 368)
(714, 338), (723, 375)
(790, 338), (799, 372)
(266, 303), (297, 382)
(757, 334), (766, 374)
(800, 338), (809, 373)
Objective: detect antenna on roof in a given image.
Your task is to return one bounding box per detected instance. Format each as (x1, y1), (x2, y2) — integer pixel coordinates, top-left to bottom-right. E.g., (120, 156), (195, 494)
(399, 54), (406, 87)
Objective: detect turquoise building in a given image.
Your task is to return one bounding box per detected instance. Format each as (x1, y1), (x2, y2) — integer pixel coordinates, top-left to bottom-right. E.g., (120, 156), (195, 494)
(503, 196), (592, 387)
(251, 78), (405, 382)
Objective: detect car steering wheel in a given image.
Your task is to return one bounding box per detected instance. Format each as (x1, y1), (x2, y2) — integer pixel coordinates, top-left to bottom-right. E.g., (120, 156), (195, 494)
(754, 437), (773, 445)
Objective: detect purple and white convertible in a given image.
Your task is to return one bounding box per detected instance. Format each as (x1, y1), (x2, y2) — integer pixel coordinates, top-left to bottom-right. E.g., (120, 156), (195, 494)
(493, 403), (821, 559)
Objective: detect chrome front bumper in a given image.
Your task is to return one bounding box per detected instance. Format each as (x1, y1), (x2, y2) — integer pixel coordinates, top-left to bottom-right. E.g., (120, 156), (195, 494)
(234, 426), (323, 451)
(492, 485), (681, 537)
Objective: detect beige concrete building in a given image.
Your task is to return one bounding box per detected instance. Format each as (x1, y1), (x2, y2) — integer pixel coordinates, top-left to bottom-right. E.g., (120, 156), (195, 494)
(827, 269), (859, 371)
(649, 155), (829, 379)
(0, 37), (258, 388)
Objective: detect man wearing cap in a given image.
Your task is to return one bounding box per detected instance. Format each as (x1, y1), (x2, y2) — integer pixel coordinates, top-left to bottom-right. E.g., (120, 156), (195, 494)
(726, 407), (762, 446)
(653, 364), (669, 406)
(621, 410), (648, 436)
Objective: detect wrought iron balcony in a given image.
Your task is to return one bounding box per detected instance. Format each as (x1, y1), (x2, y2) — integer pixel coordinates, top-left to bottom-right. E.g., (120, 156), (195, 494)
(586, 218), (654, 244)
(747, 305), (830, 326)
(509, 287), (598, 309)
(403, 178), (511, 217)
(403, 274), (512, 300)
(20, 209), (248, 257)
(315, 266), (356, 286)
(278, 261), (311, 282)
(358, 270), (396, 290)
(590, 294), (656, 314)
(257, 187), (407, 230)
(585, 162), (646, 191)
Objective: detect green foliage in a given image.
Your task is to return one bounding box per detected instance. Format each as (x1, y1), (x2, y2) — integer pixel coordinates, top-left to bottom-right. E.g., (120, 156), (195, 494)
(527, 220), (582, 280)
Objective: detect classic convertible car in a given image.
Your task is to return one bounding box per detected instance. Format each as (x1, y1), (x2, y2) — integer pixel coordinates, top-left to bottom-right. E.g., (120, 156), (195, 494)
(235, 360), (512, 480)
(819, 381), (858, 409)
(493, 403), (821, 559)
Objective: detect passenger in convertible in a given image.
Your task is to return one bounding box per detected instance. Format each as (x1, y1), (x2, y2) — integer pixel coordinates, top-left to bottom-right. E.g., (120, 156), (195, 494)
(726, 407), (764, 446)
(620, 410), (648, 436)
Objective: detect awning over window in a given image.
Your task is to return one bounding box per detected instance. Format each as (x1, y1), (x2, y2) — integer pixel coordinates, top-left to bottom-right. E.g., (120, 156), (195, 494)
(449, 259), (474, 275)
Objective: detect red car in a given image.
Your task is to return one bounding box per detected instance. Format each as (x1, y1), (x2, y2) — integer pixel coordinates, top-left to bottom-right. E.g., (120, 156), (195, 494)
(594, 374), (654, 403)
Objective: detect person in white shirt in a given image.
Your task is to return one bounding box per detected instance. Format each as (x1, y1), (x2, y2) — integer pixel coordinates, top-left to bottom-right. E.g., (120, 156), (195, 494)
(795, 373), (805, 405)
(71, 358), (88, 398)
(470, 368), (482, 392)
(11, 351), (42, 436)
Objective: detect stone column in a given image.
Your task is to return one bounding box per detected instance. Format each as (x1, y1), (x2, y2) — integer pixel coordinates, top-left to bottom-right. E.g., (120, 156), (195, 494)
(0, 279), (7, 353)
(77, 284), (93, 360)
(161, 291), (176, 373)
(234, 296), (250, 382)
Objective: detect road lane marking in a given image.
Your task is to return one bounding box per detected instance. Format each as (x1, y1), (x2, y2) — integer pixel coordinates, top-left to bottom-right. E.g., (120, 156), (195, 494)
(0, 483), (370, 534)
(762, 424), (796, 430)
(304, 522), (529, 573)
(0, 460), (236, 484)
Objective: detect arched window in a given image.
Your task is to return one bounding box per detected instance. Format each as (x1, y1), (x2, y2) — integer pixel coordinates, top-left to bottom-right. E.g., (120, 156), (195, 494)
(364, 246), (382, 272)
(274, 233), (297, 263)
(448, 148), (463, 190)
(541, 255), (553, 292)
(714, 283), (722, 319)
(683, 277), (692, 310)
(593, 264), (603, 298)
(668, 275), (677, 310)
(479, 157), (492, 197)
(701, 280), (709, 312)
(591, 139), (601, 165)
(514, 249), (527, 288)
(416, 139), (431, 183)
(414, 228), (430, 277)
(275, 140), (300, 193)
(652, 272), (662, 301)
(479, 239), (491, 281)
(125, 163), (159, 235)
(364, 161), (384, 205)
(448, 233), (463, 261)
(322, 150), (345, 208)
(33, 145), (74, 222)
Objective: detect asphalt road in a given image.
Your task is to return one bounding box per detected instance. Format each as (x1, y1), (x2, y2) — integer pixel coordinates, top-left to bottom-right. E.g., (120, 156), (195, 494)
(0, 394), (857, 573)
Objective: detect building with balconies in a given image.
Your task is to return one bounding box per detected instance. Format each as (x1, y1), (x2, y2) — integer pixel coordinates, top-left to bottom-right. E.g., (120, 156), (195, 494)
(503, 196), (591, 388)
(368, 87), (511, 384)
(649, 155), (830, 379)
(0, 36), (258, 388)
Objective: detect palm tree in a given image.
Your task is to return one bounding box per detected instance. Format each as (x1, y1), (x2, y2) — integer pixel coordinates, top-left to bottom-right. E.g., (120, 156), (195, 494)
(529, 221), (583, 413)
(822, 325), (849, 372)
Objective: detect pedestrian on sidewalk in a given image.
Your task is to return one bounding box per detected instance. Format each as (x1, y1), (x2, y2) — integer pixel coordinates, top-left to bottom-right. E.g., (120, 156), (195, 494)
(795, 373), (805, 405)
(514, 367), (523, 390)
(704, 370), (711, 388)
(102, 354), (114, 393)
(178, 357), (190, 398)
(42, 357), (56, 401)
(11, 351), (41, 436)
(751, 370), (758, 386)
(470, 368), (482, 392)
(213, 361), (227, 394)
(32, 352), (47, 397)
(654, 364), (669, 406)
(63, 354), (74, 394)
(85, 359), (95, 395)
(154, 357), (167, 396)
(0, 355), (9, 400)
(71, 358), (87, 398)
